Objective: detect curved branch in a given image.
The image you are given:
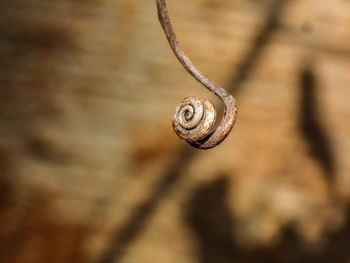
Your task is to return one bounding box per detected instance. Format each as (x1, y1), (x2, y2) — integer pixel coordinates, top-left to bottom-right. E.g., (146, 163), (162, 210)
(156, 0), (238, 149)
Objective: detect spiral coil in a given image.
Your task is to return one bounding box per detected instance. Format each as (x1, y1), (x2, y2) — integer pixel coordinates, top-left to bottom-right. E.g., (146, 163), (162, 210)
(172, 97), (216, 145)
(157, 0), (238, 149)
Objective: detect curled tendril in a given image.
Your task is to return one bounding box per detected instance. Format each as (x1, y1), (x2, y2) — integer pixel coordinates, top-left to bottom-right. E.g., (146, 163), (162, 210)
(156, 0), (238, 149)
(172, 97), (216, 145)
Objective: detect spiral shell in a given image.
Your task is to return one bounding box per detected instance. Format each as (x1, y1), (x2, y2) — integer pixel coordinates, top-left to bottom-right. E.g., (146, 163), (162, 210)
(172, 97), (216, 144)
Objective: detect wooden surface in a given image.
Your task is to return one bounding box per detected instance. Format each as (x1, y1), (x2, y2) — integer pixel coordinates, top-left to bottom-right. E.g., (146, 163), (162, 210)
(0, 0), (350, 262)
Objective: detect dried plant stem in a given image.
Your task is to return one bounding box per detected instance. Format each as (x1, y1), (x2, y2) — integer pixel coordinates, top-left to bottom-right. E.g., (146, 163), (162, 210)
(156, 0), (238, 149)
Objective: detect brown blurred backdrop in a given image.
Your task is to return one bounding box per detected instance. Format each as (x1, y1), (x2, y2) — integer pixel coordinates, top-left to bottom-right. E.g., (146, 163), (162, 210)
(0, 0), (350, 262)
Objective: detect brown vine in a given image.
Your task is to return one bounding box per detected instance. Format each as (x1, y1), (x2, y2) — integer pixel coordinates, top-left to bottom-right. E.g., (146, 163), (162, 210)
(156, 0), (238, 149)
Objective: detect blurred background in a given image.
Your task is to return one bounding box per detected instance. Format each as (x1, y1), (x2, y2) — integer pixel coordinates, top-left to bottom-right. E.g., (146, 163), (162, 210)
(0, 0), (350, 262)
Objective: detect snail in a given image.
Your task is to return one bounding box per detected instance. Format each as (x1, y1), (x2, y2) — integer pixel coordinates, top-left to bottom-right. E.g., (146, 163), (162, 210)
(156, 0), (238, 149)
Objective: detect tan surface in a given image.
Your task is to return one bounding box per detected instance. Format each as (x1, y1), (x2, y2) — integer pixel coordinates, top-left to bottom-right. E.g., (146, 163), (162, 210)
(0, 0), (350, 262)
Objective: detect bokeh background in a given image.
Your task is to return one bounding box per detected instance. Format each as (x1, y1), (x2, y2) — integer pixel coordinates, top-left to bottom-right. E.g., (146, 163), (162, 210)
(0, 0), (350, 262)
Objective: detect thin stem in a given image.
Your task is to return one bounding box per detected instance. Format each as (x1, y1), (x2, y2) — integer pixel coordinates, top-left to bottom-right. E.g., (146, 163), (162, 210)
(156, 0), (238, 149)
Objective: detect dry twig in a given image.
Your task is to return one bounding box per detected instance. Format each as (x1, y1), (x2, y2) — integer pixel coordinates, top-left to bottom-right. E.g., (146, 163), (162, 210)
(156, 0), (238, 149)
